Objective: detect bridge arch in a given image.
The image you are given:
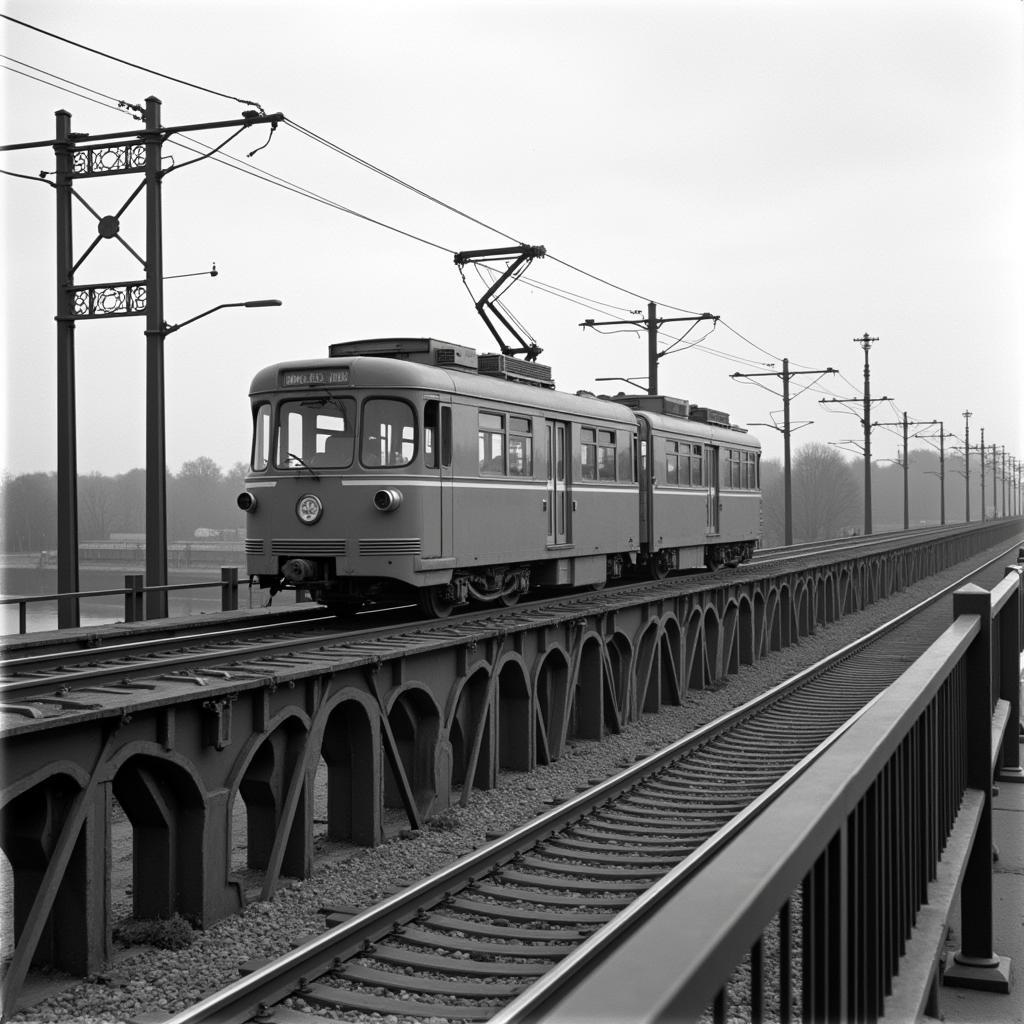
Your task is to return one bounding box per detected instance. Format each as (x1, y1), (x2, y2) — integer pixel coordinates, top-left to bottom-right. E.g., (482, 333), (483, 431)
(315, 691), (379, 847)
(497, 656), (531, 771)
(536, 645), (571, 764)
(229, 712), (312, 890)
(447, 666), (493, 796)
(110, 751), (206, 925)
(384, 684), (443, 821)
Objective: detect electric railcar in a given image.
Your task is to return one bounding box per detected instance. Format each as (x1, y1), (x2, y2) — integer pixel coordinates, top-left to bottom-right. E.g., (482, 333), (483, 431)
(238, 338), (761, 617)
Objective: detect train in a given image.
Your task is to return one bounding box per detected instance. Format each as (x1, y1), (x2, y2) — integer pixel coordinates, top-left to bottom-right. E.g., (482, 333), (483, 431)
(237, 338), (762, 617)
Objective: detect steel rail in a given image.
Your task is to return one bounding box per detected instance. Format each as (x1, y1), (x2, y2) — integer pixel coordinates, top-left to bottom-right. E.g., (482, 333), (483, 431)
(0, 519), (999, 678)
(0, 611), (336, 670)
(0, 527), (934, 698)
(161, 537), (1023, 1024)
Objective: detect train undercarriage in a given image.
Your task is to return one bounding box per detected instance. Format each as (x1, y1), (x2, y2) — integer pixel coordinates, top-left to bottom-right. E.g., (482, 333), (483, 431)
(260, 540), (757, 619)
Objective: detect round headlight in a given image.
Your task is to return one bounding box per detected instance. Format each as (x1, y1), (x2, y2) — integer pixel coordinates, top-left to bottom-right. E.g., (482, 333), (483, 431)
(296, 494), (323, 525)
(237, 491), (258, 513)
(373, 488), (403, 512)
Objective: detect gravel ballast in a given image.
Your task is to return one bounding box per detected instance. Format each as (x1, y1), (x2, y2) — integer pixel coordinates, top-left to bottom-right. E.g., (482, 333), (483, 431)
(6, 543), (1017, 1024)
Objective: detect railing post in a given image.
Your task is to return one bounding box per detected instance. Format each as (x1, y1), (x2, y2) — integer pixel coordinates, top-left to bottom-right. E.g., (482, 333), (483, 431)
(19, 600), (27, 635)
(944, 584), (1012, 993)
(124, 574), (144, 623)
(220, 566), (239, 612)
(998, 566), (1023, 781)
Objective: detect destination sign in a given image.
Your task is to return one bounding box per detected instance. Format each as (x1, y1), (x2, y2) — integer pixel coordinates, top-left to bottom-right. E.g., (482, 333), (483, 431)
(280, 368), (351, 388)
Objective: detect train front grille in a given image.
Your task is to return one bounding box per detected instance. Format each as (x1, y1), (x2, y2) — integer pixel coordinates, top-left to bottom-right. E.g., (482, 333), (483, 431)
(357, 538), (421, 556)
(270, 539), (348, 556)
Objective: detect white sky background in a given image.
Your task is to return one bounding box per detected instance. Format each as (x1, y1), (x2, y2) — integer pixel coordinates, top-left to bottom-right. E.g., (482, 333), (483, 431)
(2, 0), (1022, 479)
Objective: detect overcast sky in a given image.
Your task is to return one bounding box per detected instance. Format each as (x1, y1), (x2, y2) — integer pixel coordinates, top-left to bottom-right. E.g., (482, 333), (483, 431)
(2, 0), (1022, 481)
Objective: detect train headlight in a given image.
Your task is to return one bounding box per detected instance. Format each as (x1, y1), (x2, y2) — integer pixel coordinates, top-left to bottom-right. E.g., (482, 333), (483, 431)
(236, 491), (258, 513)
(373, 488), (403, 512)
(296, 494), (323, 525)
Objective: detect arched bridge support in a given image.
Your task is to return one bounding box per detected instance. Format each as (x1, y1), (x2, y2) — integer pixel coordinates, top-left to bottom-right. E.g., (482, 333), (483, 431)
(2, 519), (1019, 990)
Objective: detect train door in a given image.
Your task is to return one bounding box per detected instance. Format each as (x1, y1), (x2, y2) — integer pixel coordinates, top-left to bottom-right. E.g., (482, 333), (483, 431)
(704, 444), (720, 535)
(423, 399), (454, 558)
(546, 421), (570, 545)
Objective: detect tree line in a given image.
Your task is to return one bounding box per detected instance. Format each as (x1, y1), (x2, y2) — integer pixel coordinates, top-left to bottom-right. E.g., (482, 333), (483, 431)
(1, 457), (248, 553)
(759, 441), (1006, 547)
(0, 445), (1007, 555)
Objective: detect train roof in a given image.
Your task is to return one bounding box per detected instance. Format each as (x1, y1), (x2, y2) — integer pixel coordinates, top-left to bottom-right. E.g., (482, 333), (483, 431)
(635, 407), (762, 450)
(249, 354), (638, 426)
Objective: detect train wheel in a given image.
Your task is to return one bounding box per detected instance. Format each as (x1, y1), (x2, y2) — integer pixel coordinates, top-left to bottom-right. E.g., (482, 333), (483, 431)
(418, 585), (455, 619)
(648, 553), (669, 580)
(498, 589), (520, 608)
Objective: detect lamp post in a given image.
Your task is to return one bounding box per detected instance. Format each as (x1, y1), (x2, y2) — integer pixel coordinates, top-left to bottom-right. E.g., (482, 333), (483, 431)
(145, 298), (282, 619)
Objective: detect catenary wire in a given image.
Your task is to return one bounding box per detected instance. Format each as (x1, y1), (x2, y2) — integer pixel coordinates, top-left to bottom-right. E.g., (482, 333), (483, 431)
(0, 66), (458, 256)
(1, 53), (143, 114)
(285, 119), (521, 246)
(6, 46), (803, 375)
(1, 62), (127, 116)
(0, 13), (265, 112)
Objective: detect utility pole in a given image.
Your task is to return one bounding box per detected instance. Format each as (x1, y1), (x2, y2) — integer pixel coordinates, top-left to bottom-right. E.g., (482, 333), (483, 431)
(144, 97), (168, 618)
(875, 414), (939, 530)
(732, 357), (836, 545)
(580, 304), (719, 395)
(999, 445), (1006, 517)
(962, 411), (972, 522)
(819, 333), (890, 535)
(2, 99), (283, 622)
(979, 427), (986, 522)
(919, 422), (947, 525)
(990, 442), (997, 519)
(55, 110), (78, 627)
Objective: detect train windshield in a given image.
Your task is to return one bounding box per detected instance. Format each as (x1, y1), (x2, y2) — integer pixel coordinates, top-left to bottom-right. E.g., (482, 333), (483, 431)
(274, 396), (356, 469)
(361, 398), (415, 467)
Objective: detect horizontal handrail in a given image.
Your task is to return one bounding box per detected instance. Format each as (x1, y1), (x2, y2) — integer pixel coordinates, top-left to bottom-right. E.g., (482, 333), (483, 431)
(511, 566), (1021, 1022)
(0, 568), (245, 635)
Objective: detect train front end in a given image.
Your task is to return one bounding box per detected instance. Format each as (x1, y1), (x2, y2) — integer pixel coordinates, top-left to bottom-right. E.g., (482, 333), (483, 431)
(239, 344), (459, 614)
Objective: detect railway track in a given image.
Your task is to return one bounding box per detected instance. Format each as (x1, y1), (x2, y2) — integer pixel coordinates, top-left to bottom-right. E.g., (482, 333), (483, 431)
(161, 540), (1021, 1024)
(0, 525), (982, 709)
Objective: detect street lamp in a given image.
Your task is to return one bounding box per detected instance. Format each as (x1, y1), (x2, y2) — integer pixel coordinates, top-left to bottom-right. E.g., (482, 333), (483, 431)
(146, 297), (282, 619)
(164, 298), (282, 335)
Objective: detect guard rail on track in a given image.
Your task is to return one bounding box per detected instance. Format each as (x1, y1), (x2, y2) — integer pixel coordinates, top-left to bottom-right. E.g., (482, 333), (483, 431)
(501, 562), (1023, 1023)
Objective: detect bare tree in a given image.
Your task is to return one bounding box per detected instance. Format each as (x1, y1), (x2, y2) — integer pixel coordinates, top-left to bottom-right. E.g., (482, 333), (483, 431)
(791, 442), (862, 541)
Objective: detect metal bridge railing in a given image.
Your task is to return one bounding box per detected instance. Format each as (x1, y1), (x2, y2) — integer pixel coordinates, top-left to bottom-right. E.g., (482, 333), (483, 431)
(513, 565), (1021, 1023)
(0, 567), (245, 635)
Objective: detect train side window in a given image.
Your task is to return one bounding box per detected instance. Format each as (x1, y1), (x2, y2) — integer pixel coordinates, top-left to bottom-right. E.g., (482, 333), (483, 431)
(362, 398), (415, 467)
(508, 416), (533, 476)
(424, 400), (438, 469)
(479, 412), (505, 474)
(678, 442), (692, 485)
(441, 406), (452, 467)
(252, 403), (271, 471)
(665, 440), (679, 486)
(690, 444), (703, 486)
(580, 427), (597, 480)
(619, 432), (634, 482)
(598, 430), (616, 480)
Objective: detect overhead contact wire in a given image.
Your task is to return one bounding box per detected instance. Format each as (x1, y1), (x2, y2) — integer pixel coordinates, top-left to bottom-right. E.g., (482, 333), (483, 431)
(0, 13), (266, 112)
(6, 35), (796, 367)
